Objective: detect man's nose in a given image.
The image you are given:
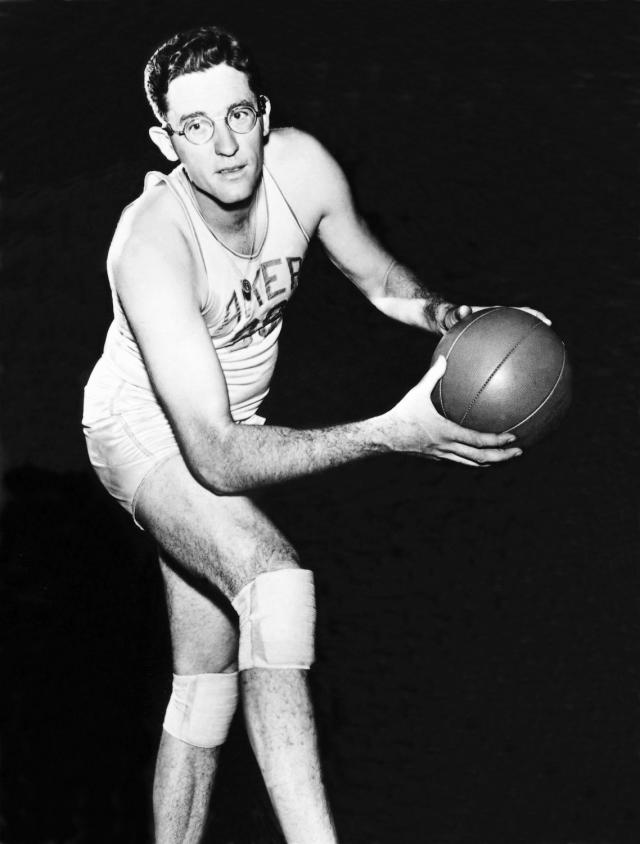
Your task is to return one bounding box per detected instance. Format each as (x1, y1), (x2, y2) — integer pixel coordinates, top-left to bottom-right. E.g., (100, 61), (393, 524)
(214, 122), (239, 156)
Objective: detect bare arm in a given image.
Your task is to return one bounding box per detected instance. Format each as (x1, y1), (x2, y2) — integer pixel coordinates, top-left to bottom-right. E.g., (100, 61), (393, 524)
(305, 135), (548, 333)
(303, 138), (456, 332)
(112, 208), (520, 496)
(182, 354), (524, 495)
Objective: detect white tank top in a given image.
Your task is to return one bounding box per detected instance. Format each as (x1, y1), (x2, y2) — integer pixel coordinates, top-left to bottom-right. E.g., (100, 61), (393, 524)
(102, 163), (310, 421)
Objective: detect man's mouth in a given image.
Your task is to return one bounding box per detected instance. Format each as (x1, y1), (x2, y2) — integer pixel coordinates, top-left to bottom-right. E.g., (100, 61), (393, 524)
(217, 164), (246, 176)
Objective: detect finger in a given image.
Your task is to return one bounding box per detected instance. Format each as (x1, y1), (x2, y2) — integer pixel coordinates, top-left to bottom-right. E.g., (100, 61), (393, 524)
(440, 419), (517, 449)
(518, 306), (552, 326)
(438, 452), (492, 467)
(468, 304), (552, 328)
(419, 354), (447, 390)
(444, 304), (470, 330)
(443, 443), (523, 464)
(416, 449), (486, 467)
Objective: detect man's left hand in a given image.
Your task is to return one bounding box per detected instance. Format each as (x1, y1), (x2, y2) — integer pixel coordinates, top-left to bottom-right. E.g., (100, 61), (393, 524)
(436, 303), (551, 334)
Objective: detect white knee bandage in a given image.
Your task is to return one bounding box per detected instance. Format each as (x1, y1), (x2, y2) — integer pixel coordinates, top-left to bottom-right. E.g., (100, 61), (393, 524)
(231, 569), (316, 671)
(163, 672), (239, 748)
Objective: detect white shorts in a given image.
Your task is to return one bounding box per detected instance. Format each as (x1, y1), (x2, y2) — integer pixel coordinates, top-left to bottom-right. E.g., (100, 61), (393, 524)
(82, 357), (265, 528)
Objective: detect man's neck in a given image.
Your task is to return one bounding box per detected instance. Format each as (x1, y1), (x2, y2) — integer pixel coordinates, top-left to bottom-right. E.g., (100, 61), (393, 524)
(189, 176), (265, 256)
(191, 180), (256, 236)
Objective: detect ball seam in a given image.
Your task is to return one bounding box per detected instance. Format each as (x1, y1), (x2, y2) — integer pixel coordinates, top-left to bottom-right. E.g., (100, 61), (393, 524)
(505, 347), (568, 434)
(439, 308), (501, 419)
(459, 321), (544, 426)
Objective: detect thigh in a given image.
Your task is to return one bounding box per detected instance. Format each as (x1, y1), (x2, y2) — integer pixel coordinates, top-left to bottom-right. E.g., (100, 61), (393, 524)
(135, 453), (300, 599)
(83, 360), (179, 517)
(159, 555), (238, 674)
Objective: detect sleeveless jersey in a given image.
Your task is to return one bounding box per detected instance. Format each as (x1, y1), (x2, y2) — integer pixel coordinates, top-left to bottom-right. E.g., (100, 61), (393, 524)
(102, 163), (310, 421)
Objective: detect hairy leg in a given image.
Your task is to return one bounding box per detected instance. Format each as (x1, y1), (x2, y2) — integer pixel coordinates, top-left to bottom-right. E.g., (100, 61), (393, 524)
(153, 558), (238, 844)
(136, 455), (337, 844)
(242, 668), (336, 844)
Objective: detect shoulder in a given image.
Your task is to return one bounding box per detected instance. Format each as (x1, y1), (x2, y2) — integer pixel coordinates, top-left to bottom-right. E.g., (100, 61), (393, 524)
(108, 177), (197, 286)
(266, 127), (342, 180)
(107, 176), (205, 311)
(264, 128), (351, 225)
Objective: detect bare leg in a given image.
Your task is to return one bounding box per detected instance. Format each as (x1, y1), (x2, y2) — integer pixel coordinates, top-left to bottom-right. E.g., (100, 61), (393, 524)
(243, 668), (336, 844)
(154, 733), (222, 844)
(136, 455), (338, 844)
(153, 558), (238, 844)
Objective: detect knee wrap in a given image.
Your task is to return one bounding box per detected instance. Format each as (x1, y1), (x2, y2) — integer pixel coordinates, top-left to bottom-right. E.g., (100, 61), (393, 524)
(231, 569), (316, 671)
(163, 672), (238, 748)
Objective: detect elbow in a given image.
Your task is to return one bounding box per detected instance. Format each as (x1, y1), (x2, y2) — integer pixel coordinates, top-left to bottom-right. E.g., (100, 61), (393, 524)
(184, 435), (244, 497)
(209, 473), (244, 497)
(189, 458), (241, 497)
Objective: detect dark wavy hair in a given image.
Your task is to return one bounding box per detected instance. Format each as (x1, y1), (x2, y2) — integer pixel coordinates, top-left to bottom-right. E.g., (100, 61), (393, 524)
(144, 26), (262, 122)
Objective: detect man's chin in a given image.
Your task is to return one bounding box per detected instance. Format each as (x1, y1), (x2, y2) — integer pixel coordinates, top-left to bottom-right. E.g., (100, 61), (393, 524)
(194, 174), (257, 210)
(216, 188), (255, 211)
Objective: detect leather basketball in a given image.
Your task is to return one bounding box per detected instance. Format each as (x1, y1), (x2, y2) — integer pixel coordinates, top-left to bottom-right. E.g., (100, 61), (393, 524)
(431, 307), (571, 447)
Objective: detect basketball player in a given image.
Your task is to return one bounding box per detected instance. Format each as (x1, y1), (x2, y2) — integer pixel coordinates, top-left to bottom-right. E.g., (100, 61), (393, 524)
(83, 26), (543, 843)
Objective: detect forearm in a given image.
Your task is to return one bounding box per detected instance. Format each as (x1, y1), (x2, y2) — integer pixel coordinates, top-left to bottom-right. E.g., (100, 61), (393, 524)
(369, 261), (455, 333)
(191, 415), (391, 495)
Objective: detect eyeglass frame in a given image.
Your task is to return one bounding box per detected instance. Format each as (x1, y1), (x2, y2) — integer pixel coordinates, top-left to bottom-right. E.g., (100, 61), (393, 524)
(162, 95), (268, 145)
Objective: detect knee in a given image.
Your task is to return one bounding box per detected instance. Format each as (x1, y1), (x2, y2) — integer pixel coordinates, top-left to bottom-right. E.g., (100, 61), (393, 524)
(231, 567), (316, 672)
(163, 671), (239, 748)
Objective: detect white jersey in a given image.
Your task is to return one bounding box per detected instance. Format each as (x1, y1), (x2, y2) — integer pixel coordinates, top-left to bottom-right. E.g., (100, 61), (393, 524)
(102, 163), (310, 420)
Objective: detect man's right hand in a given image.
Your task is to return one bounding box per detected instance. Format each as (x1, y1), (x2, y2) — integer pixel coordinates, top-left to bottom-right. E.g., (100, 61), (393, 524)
(382, 356), (523, 467)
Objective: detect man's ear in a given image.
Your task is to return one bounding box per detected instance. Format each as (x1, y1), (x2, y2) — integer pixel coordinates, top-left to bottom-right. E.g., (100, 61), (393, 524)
(260, 96), (271, 137)
(149, 126), (180, 162)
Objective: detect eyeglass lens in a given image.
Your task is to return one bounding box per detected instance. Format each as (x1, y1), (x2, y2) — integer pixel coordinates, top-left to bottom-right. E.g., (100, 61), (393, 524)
(184, 106), (258, 144)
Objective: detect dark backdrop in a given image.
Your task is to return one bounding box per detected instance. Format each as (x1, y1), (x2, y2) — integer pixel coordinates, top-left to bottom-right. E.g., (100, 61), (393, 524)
(1, 1), (638, 842)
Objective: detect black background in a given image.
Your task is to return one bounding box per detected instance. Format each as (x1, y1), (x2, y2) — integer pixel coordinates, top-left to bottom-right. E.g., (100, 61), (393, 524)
(1, 1), (638, 842)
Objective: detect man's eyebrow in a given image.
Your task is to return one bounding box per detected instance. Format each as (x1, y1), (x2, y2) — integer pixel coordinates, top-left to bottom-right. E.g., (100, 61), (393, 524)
(177, 109), (208, 124)
(177, 100), (256, 124)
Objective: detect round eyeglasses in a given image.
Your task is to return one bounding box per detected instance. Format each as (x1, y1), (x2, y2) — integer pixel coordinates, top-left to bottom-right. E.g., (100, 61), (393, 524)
(163, 98), (266, 146)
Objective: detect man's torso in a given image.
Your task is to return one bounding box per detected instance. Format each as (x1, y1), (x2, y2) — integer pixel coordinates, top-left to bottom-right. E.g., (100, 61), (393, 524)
(101, 128), (319, 421)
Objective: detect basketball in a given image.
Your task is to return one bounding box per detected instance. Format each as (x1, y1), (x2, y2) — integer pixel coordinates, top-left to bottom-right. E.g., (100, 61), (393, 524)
(430, 307), (571, 447)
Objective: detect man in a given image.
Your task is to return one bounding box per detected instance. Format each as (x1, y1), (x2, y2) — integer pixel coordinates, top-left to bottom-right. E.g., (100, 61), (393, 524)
(83, 25), (539, 843)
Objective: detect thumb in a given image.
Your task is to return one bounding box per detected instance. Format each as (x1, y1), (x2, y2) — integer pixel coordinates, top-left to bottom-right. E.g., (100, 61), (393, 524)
(445, 304), (471, 330)
(421, 355), (447, 391)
